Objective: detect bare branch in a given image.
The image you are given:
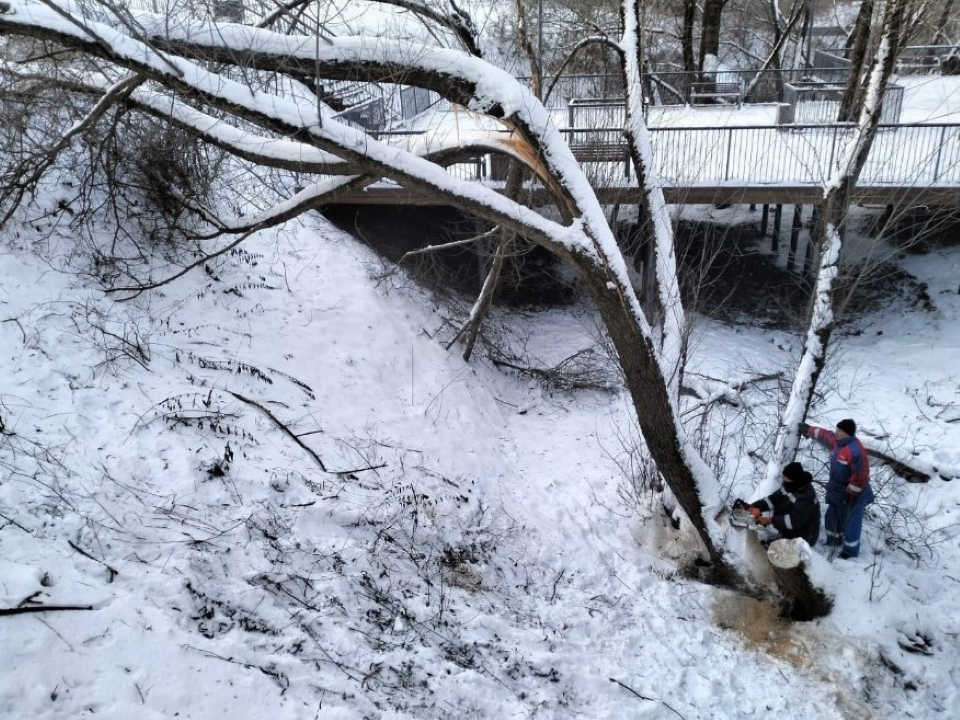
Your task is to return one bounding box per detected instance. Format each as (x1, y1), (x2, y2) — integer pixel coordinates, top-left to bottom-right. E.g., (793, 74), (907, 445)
(1, 72), (144, 225)
(106, 175), (372, 296)
(227, 390), (328, 472)
(0, 604), (94, 615)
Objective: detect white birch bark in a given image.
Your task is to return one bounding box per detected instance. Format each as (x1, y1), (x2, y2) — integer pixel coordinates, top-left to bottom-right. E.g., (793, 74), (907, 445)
(760, 0), (907, 497)
(619, 0), (687, 401)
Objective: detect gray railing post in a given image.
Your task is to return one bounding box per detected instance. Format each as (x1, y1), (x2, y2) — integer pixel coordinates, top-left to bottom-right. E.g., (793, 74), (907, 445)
(932, 125), (948, 183)
(827, 124), (840, 176)
(724, 128), (734, 181)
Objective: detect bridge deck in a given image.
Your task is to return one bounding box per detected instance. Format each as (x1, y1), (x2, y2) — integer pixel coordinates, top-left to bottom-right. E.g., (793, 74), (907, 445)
(329, 108), (960, 207)
(330, 184), (960, 207)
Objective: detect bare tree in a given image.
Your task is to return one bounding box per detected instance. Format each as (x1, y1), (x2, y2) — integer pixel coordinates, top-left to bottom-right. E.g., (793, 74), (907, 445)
(762, 0), (912, 493)
(838, 0), (876, 122)
(699, 0), (730, 73)
(0, 0), (746, 585)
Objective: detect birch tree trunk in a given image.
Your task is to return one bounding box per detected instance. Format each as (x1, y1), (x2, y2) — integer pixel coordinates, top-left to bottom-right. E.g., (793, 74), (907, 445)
(761, 0), (909, 496)
(838, 0), (875, 122)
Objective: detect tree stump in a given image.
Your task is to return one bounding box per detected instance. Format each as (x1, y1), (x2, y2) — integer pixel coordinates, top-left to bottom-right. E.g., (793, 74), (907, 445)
(767, 538), (834, 621)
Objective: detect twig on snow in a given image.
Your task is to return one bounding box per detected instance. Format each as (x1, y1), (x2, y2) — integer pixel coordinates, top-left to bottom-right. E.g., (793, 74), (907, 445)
(0, 512), (30, 533)
(609, 677), (654, 700)
(68, 540), (119, 582)
(228, 391), (327, 472)
(0, 604), (94, 616)
(229, 391), (387, 476)
(609, 678), (687, 719)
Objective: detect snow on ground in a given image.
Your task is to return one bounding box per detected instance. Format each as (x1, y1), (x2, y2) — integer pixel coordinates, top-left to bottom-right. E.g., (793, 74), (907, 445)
(897, 76), (960, 124)
(2, 191), (960, 719)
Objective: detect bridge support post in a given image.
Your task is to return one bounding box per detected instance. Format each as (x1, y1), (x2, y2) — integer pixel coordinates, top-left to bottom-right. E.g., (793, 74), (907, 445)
(789, 205), (803, 270)
(771, 204), (783, 253)
(803, 230), (817, 279)
(877, 204), (895, 237)
(760, 204), (770, 237)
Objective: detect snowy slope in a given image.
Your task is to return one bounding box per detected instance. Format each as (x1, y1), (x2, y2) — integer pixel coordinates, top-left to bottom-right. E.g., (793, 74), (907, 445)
(2, 203), (959, 719)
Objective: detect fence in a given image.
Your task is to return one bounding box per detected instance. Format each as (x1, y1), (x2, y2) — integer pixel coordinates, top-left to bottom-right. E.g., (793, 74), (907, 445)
(896, 45), (960, 75)
(516, 75), (626, 109)
(400, 86), (441, 120)
(375, 123), (960, 188)
(567, 98), (628, 128)
(556, 69), (839, 106)
(635, 123), (960, 186)
(783, 83), (904, 124)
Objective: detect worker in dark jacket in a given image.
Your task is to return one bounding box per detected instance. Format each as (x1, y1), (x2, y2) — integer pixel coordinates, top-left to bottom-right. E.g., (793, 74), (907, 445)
(748, 461), (821, 546)
(800, 418), (873, 559)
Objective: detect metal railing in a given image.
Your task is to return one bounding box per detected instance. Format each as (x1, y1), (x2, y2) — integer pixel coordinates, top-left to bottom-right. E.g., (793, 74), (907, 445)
(638, 123), (960, 186)
(546, 68), (855, 106)
(374, 123), (960, 188)
(783, 83), (904, 124)
(895, 45), (960, 75)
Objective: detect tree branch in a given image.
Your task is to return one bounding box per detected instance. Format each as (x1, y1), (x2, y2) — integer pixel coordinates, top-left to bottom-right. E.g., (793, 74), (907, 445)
(0, 604), (94, 616)
(227, 390), (328, 472)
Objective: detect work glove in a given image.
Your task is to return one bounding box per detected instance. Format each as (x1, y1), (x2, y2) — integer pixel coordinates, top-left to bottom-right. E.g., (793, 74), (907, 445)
(757, 515), (772, 526)
(798, 422), (810, 435)
(845, 484), (859, 504)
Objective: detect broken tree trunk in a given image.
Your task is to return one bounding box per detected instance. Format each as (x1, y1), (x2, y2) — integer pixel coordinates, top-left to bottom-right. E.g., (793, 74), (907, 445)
(767, 538), (834, 620)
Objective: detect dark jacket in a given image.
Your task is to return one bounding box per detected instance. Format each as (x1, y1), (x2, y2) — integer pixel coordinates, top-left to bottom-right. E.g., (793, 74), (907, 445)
(751, 482), (821, 546)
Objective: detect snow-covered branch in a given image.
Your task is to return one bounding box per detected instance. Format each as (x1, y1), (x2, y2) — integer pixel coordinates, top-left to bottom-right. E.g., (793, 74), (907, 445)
(620, 0), (687, 401)
(0, 0), (744, 580)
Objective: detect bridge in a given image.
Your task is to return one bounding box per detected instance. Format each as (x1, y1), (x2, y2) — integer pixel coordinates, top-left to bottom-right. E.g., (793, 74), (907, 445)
(326, 75), (960, 209)
(329, 118), (960, 208)
(62, 3), (960, 208)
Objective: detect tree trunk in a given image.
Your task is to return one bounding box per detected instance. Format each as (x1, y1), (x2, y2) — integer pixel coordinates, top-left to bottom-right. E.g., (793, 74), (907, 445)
(681, 0), (697, 74)
(838, 0), (875, 122)
(514, 0), (542, 99)
(767, 539), (834, 620)
(762, 0), (908, 493)
(617, 0), (733, 580)
(699, 0), (726, 73)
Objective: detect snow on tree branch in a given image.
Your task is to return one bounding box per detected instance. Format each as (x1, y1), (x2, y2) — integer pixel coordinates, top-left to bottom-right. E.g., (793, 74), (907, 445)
(759, 224), (842, 497)
(620, 0), (686, 400)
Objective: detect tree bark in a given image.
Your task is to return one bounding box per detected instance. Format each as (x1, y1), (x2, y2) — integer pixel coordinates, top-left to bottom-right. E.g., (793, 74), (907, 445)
(762, 0), (909, 493)
(838, 0), (875, 122)
(681, 0), (697, 74)
(699, 0), (726, 73)
(766, 539), (833, 620)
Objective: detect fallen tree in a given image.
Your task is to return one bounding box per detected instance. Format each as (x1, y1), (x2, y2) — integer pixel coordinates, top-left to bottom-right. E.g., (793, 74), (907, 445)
(0, 0), (848, 607)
